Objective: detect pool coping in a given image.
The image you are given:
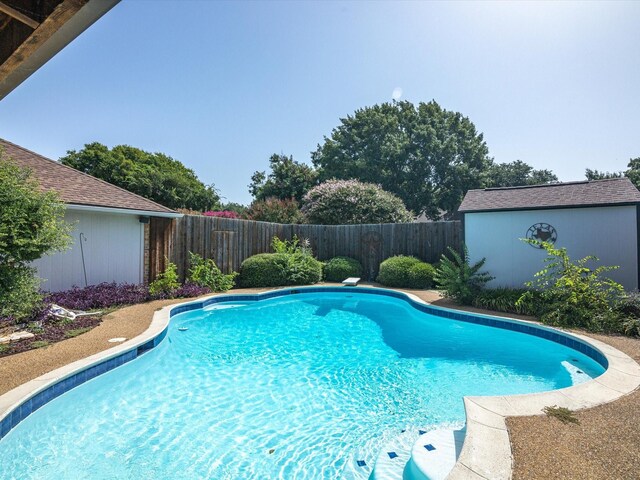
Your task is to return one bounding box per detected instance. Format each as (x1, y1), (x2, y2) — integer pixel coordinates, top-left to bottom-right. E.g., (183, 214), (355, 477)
(1, 286), (639, 480)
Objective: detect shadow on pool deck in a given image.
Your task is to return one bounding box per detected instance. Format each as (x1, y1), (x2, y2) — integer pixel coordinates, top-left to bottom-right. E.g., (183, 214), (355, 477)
(0, 283), (638, 479)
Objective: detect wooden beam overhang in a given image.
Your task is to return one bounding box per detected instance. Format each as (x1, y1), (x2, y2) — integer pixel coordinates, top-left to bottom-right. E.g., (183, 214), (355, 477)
(0, 0), (119, 101)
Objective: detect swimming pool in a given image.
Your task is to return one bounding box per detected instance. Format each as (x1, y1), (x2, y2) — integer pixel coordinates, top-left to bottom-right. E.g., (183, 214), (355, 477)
(0, 288), (608, 479)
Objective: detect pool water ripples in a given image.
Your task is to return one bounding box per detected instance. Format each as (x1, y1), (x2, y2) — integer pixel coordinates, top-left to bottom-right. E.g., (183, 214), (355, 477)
(0, 292), (604, 479)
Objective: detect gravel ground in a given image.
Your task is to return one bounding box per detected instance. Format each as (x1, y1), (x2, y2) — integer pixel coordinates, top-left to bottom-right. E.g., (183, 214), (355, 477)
(0, 285), (637, 479)
(507, 333), (640, 480)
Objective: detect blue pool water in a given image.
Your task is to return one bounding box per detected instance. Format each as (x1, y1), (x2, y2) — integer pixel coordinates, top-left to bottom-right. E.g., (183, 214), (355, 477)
(0, 292), (604, 479)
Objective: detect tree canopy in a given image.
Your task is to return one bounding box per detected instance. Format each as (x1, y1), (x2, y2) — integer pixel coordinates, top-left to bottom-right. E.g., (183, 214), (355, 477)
(585, 157), (640, 189)
(311, 100), (492, 219)
(485, 160), (558, 187)
(60, 142), (220, 211)
(301, 179), (413, 225)
(249, 153), (318, 203)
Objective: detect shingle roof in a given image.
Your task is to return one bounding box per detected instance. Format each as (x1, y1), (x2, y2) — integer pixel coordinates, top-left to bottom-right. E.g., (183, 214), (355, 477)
(458, 178), (640, 213)
(1, 138), (178, 215)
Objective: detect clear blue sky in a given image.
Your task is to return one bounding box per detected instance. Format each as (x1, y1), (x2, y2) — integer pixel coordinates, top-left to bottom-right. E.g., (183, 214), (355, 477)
(1, 0), (639, 205)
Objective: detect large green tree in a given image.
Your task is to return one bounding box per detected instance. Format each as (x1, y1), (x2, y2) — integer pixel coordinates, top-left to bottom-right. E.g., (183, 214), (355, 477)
(60, 143), (220, 211)
(485, 160), (558, 187)
(0, 152), (72, 319)
(311, 100), (492, 219)
(249, 153), (318, 203)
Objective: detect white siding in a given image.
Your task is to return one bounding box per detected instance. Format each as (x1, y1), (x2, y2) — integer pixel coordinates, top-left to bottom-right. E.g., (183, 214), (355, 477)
(32, 210), (144, 292)
(465, 206), (638, 290)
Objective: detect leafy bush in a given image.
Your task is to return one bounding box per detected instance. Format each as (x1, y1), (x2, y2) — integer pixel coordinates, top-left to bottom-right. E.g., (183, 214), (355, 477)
(471, 288), (539, 316)
(171, 282), (212, 299)
(149, 261), (181, 297)
(324, 256), (363, 282)
(271, 235), (303, 255)
(287, 254), (323, 285)
(239, 236), (323, 287)
(246, 197), (305, 224)
(0, 155), (72, 321)
(376, 255), (435, 289)
(239, 253), (290, 287)
(517, 240), (624, 332)
(434, 246), (493, 304)
(407, 262), (437, 289)
(188, 252), (237, 292)
(0, 265), (43, 321)
(301, 179), (414, 225)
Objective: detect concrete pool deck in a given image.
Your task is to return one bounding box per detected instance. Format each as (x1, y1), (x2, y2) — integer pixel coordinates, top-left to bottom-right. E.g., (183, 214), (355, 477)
(1, 284), (639, 479)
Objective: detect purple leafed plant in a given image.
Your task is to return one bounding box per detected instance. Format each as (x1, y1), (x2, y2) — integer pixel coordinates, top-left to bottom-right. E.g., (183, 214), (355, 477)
(44, 282), (150, 311)
(44, 281), (212, 311)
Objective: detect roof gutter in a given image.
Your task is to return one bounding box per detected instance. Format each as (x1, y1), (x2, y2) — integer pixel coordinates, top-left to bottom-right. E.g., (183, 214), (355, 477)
(66, 204), (183, 218)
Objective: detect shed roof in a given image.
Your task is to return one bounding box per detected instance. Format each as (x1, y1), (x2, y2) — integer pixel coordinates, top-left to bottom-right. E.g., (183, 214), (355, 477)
(1, 138), (178, 216)
(458, 178), (640, 213)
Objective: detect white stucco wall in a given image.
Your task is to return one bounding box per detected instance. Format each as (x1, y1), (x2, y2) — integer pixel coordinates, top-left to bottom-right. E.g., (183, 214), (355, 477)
(32, 210), (144, 292)
(464, 205), (638, 290)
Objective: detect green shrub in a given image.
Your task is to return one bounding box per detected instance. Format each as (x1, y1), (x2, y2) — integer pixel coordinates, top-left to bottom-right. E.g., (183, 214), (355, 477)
(407, 262), (437, 289)
(149, 260), (181, 296)
(271, 235), (302, 254)
(188, 252), (237, 292)
(0, 265), (43, 320)
(517, 240), (624, 332)
(472, 288), (539, 316)
(324, 256), (363, 282)
(376, 255), (435, 289)
(377, 255), (420, 287)
(434, 246), (493, 304)
(0, 154), (72, 321)
(239, 236), (323, 288)
(239, 253), (290, 287)
(287, 254), (323, 285)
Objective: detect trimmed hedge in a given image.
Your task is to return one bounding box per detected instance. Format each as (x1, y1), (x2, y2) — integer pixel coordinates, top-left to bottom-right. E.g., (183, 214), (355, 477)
(377, 255), (435, 289)
(324, 256), (363, 282)
(238, 253), (323, 287)
(238, 253), (289, 287)
(407, 262), (437, 289)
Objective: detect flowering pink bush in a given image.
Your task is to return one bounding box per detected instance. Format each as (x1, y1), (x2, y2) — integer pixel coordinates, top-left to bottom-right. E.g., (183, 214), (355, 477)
(202, 210), (240, 219)
(301, 179), (413, 225)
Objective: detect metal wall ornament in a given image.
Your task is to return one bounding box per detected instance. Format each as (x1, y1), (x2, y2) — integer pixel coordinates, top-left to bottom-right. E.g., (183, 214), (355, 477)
(525, 223), (558, 248)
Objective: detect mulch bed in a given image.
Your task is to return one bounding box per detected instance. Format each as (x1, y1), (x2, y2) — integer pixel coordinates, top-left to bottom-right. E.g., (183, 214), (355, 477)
(0, 315), (102, 358)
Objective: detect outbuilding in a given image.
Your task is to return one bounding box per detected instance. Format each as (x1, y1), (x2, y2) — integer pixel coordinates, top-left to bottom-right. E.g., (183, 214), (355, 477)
(458, 178), (640, 290)
(2, 139), (182, 291)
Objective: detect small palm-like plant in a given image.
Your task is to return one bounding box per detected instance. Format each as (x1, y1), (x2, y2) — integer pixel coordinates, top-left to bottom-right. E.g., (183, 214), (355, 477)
(434, 245), (494, 304)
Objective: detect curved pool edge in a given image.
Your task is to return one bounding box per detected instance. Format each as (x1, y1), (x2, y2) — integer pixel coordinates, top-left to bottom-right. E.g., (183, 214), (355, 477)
(0, 286), (638, 480)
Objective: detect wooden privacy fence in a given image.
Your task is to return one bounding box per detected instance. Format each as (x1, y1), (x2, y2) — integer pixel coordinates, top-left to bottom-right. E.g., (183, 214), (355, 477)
(150, 216), (462, 281)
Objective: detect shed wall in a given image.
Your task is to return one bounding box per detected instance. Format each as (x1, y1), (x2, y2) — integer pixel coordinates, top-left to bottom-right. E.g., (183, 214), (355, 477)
(464, 206), (638, 290)
(32, 210), (144, 292)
